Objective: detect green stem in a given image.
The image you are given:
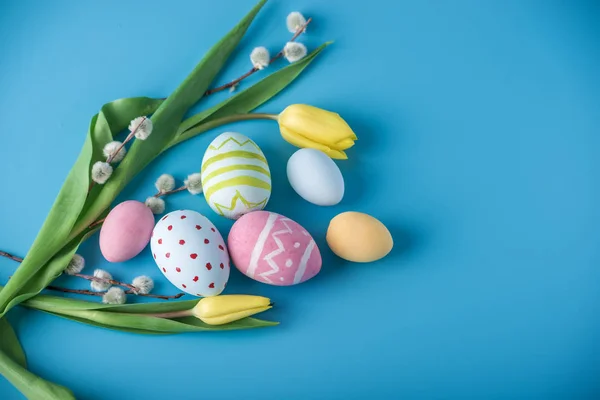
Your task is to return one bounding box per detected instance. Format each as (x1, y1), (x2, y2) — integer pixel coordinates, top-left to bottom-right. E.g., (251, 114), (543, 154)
(146, 309), (193, 319)
(168, 113), (278, 149)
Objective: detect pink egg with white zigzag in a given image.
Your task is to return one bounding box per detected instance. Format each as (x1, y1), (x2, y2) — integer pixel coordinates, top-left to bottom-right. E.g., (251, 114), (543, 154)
(228, 211), (322, 286)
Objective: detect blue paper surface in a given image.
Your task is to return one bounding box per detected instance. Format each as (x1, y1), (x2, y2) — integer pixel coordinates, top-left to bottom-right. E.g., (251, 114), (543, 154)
(0, 0), (599, 398)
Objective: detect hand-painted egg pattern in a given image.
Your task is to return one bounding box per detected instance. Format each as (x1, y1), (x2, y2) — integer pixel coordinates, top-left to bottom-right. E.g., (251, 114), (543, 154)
(228, 211), (322, 286)
(201, 132), (271, 220)
(150, 210), (230, 297)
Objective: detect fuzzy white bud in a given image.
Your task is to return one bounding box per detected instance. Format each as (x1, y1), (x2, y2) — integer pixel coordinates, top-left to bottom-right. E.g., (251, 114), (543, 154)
(91, 269), (112, 292)
(102, 141), (126, 163)
(132, 276), (154, 295)
(64, 254), (85, 275)
(91, 161), (113, 184)
(129, 117), (153, 140)
(145, 197), (165, 215)
(155, 174), (175, 192)
(250, 47), (270, 70)
(102, 287), (126, 305)
(283, 42), (307, 63)
(286, 12), (307, 33)
(185, 173), (203, 195)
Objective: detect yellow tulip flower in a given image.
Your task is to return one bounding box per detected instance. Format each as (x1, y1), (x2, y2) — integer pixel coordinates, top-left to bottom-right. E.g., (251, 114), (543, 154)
(277, 104), (357, 159)
(192, 295), (272, 325)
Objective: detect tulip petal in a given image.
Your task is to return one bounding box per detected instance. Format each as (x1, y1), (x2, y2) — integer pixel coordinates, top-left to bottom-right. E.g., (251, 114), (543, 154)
(200, 306), (272, 325)
(327, 149), (348, 159)
(279, 104), (357, 147)
(333, 138), (355, 150)
(280, 126), (332, 153)
(192, 295), (270, 319)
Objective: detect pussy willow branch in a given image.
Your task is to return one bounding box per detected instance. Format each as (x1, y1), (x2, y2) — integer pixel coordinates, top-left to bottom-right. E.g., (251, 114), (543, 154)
(46, 286), (184, 300)
(71, 273), (138, 292)
(87, 116), (148, 193)
(2, 112), (277, 265)
(0, 252), (171, 296)
(153, 185), (188, 198)
(88, 181), (189, 229)
(205, 17), (312, 95)
(0, 251), (23, 263)
(88, 218), (105, 229)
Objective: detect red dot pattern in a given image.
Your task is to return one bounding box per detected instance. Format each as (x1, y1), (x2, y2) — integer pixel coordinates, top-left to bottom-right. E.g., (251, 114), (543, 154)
(152, 211), (229, 295)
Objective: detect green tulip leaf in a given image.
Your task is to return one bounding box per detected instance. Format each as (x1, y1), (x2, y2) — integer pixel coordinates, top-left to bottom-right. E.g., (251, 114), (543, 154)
(173, 316), (278, 330)
(0, 97), (162, 317)
(0, 0), (266, 317)
(1, 283), (277, 333)
(0, 319), (26, 368)
(40, 310), (165, 335)
(20, 293), (197, 314)
(75, 0), (267, 236)
(33, 306), (275, 333)
(170, 42), (332, 148)
(81, 97), (164, 218)
(98, 299), (199, 314)
(2, 226), (101, 315)
(20, 294), (277, 333)
(0, 348), (74, 400)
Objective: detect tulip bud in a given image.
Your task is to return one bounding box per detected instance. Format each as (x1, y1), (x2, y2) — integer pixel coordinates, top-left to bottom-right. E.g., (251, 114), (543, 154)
(192, 295), (272, 325)
(277, 104), (357, 159)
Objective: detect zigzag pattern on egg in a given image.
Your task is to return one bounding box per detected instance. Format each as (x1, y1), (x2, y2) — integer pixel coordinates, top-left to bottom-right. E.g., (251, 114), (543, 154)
(201, 132), (271, 220)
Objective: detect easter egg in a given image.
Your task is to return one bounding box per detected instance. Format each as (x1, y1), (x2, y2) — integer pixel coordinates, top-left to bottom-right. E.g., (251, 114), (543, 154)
(287, 148), (344, 206)
(150, 210), (230, 296)
(99, 200), (154, 262)
(326, 212), (393, 262)
(201, 132), (271, 220)
(228, 211), (321, 286)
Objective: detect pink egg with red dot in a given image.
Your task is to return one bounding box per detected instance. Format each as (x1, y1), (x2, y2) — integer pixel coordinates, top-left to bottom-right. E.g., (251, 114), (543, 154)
(228, 211), (322, 286)
(150, 210), (229, 297)
(99, 200), (154, 262)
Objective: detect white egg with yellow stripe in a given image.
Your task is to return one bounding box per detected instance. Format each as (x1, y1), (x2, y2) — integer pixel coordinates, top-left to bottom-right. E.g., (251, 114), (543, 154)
(201, 132), (271, 220)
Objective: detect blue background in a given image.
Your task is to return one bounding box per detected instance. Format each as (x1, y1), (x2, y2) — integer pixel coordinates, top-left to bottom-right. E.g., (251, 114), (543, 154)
(0, 0), (599, 398)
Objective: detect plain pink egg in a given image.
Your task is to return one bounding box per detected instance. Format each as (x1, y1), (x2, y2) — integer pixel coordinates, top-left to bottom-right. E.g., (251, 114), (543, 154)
(228, 211), (322, 286)
(99, 200), (155, 262)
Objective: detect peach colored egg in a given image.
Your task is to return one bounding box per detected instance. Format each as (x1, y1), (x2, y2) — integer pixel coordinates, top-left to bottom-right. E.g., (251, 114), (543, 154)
(99, 200), (155, 262)
(228, 211), (321, 286)
(326, 211), (393, 262)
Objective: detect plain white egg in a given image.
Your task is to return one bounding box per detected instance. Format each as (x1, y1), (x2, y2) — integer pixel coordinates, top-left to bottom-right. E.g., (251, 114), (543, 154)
(286, 148), (345, 206)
